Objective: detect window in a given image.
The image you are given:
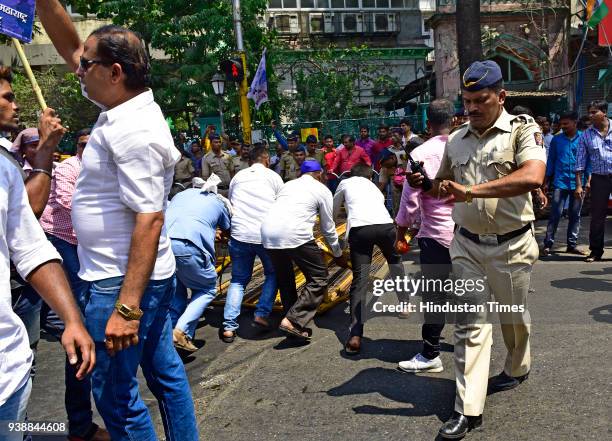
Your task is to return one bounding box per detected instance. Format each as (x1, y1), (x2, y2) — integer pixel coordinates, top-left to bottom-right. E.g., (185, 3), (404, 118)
(376, 0), (390, 7)
(346, 0), (360, 7)
(391, 0), (404, 7)
(490, 56), (530, 82)
(302, 0), (315, 6)
(269, 0), (282, 8)
(284, 0), (297, 7)
(362, 0), (375, 7)
(316, 0), (330, 6)
(331, 0), (344, 7)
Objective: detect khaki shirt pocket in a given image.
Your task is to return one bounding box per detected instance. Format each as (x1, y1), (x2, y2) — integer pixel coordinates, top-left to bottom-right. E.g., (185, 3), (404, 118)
(450, 152), (470, 184)
(486, 149), (517, 180)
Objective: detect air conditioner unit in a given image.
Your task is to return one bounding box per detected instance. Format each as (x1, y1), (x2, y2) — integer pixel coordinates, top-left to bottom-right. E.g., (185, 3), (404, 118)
(373, 13), (397, 33)
(309, 13), (335, 33)
(275, 14), (300, 34)
(341, 13), (364, 33)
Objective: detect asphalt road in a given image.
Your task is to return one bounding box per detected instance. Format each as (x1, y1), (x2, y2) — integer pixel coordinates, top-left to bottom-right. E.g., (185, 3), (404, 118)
(28, 216), (612, 441)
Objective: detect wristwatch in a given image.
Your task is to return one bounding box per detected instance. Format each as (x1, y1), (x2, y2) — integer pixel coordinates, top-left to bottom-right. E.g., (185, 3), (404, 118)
(465, 185), (473, 204)
(114, 301), (144, 321)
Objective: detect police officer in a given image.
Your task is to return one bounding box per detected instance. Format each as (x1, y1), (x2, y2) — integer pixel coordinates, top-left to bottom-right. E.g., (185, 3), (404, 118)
(233, 142), (251, 174)
(408, 60), (546, 439)
(279, 133), (300, 182)
(202, 134), (233, 191)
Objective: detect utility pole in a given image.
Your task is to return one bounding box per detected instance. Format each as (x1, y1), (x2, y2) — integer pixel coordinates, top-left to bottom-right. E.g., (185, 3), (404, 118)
(456, 0), (483, 77)
(232, 0), (252, 144)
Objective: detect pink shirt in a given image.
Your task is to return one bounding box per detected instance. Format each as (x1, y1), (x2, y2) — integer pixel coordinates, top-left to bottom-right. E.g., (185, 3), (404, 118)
(332, 145), (372, 175)
(395, 135), (455, 248)
(39, 155), (82, 245)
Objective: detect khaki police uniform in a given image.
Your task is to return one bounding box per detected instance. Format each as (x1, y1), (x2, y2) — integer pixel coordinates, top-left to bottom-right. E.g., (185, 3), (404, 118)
(173, 156), (195, 183)
(279, 151), (299, 182)
(202, 150), (233, 188)
(306, 149), (327, 170)
(436, 110), (546, 417)
(232, 157), (250, 175)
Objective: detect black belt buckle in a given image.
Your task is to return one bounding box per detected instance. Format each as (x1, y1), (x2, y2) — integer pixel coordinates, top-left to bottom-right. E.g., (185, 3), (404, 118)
(459, 223), (531, 246)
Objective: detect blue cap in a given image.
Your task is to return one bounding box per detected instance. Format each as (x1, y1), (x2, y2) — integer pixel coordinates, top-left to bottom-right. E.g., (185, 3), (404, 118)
(301, 160), (322, 174)
(295, 145), (306, 153)
(462, 60), (503, 91)
(378, 148), (395, 163)
(209, 134), (220, 141)
(305, 135), (318, 143)
(287, 131), (299, 141)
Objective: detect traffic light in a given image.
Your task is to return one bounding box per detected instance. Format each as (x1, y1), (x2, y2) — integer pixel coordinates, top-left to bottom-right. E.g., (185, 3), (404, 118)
(220, 58), (244, 82)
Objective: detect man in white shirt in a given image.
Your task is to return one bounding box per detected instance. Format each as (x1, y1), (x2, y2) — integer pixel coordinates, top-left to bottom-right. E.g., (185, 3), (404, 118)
(0, 156), (95, 440)
(222, 145), (284, 341)
(333, 164), (404, 354)
(38, 2), (198, 440)
(261, 161), (347, 340)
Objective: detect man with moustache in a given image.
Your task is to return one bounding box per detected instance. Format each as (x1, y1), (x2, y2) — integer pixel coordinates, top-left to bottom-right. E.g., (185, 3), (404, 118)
(408, 60), (546, 439)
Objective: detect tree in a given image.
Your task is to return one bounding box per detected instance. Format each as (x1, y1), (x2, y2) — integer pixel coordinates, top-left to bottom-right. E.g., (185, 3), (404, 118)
(69, 0), (281, 133)
(456, 0), (483, 77)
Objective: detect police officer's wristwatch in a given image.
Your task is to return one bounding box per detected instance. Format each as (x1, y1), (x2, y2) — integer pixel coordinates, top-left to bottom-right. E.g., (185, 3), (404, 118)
(114, 301), (144, 321)
(465, 185), (473, 204)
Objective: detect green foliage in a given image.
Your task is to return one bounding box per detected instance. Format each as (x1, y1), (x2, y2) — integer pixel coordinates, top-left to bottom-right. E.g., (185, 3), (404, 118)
(11, 68), (99, 132)
(287, 46), (394, 121)
(69, 0), (281, 132)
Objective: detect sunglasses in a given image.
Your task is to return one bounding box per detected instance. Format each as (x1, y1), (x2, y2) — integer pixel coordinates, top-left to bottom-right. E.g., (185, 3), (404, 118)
(79, 56), (106, 72)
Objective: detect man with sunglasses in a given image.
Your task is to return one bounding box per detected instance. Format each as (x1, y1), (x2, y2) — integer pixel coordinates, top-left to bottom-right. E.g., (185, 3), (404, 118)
(37, 2), (198, 441)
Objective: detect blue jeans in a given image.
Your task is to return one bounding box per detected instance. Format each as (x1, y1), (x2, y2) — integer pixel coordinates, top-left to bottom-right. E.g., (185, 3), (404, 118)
(170, 239), (218, 338)
(84, 275), (198, 441)
(224, 238), (277, 331)
(0, 379), (32, 441)
(544, 188), (583, 249)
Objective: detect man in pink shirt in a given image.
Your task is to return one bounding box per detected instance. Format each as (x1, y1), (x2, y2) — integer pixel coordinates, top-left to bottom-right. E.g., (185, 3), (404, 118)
(331, 135), (371, 177)
(395, 99), (456, 373)
(39, 128), (110, 441)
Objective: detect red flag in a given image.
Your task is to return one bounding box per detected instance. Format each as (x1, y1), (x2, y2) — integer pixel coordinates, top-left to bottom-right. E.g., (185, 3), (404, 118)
(598, 1), (612, 46)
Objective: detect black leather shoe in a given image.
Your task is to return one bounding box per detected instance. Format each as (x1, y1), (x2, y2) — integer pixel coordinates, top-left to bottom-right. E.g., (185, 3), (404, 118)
(439, 412), (482, 439)
(487, 371), (529, 393)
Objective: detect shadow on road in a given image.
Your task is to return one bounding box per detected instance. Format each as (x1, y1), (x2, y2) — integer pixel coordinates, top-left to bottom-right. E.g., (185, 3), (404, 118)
(550, 276), (612, 293)
(589, 304), (612, 324)
(327, 366), (455, 421)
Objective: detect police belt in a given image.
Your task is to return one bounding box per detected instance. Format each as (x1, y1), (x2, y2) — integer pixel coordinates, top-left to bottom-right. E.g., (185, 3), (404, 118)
(458, 223), (532, 246)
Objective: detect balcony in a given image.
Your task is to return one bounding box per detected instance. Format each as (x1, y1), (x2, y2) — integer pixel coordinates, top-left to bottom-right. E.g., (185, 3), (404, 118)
(435, 0), (569, 13)
(268, 0), (419, 10)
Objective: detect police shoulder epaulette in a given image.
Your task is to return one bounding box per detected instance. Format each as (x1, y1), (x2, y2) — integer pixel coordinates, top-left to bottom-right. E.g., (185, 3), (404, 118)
(449, 122), (468, 136)
(511, 114), (536, 125)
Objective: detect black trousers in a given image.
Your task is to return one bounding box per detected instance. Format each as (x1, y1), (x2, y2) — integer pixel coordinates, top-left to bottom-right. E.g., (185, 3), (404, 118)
(267, 241), (328, 329)
(418, 237), (451, 360)
(348, 223), (403, 337)
(588, 174), (612, 257)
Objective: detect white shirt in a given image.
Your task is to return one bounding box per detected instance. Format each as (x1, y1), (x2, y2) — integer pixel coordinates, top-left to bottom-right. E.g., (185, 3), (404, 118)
(229, 163), (284, 244)
(333, 176), (393, 240)
(72, 90), (180, 281)
(261, 174), (342, 257)
(0, 156), (61, 406)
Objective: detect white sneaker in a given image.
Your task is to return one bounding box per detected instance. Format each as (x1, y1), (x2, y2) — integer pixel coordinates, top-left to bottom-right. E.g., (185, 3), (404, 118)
(398, 353), (444, 373)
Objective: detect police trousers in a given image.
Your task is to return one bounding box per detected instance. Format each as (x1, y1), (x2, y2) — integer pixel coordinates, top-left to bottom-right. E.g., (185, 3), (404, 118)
(449, 228), (538, 416)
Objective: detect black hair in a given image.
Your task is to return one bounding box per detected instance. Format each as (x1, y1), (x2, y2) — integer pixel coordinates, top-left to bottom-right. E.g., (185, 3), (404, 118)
(89, 25), (150, 90)
(343, 134), (355, 143)
(400, 118), (411, 126)
(359, 125), (369, 131)
(351, 163), (373, 179)
(559, 110), (578, 121)
(589, 100), (608, 113)
(426, 99), (455, 127)
(249, 145), (269, 163)
(75, 128), (92, 140)
(378, 124), (389, 131)
(324, 134), (334, 140)
(512, 106), (534, 117)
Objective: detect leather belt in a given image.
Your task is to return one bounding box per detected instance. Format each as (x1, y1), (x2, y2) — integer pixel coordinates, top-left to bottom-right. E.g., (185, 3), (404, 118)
(458, 223), (532, 246)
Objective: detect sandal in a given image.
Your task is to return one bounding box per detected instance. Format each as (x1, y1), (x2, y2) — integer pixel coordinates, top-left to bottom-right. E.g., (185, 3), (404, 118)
(279, 320), (312, 341)
(219, 328), (236, 343)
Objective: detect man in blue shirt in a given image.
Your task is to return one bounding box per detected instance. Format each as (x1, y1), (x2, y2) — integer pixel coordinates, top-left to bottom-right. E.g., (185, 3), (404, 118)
(575, 100), (612, 262)
(165, 181), (231, 351)
(542, 111), (588, 256)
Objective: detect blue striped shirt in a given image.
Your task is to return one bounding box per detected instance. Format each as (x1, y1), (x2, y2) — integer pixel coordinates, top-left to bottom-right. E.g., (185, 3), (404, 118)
(575, 121), (612, 175)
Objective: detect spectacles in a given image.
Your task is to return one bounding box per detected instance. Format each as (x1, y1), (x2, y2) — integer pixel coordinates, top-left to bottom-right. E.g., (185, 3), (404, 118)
(79, 56), (106, 72)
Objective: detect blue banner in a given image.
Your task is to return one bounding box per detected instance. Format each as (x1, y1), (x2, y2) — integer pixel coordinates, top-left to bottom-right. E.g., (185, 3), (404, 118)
(0, 0), (36, 43)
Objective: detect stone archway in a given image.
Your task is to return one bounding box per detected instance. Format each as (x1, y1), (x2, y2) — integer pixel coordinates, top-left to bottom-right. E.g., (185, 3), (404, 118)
(484, 33), (548, 82)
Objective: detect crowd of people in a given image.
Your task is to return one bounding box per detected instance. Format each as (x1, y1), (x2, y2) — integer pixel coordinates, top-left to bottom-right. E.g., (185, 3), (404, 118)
(1, 2), (611, 441)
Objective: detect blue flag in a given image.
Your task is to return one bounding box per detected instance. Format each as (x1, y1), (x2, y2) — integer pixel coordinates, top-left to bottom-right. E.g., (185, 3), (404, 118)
(0, 0), (36, 42)
(247, 49), (269, 110)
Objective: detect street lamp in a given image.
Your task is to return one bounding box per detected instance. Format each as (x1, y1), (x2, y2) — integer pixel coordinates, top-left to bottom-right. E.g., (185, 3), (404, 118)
(211, 72), (226, 134)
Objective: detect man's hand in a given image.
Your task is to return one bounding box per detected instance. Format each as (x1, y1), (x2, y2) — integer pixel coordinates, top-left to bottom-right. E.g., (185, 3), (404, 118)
(104, 311), (140, 356)
(406, 162), (424, 188)
(575, 184), (586, 200)
(38, 108), (67, 151)
(440, 180), (467, 202)
(62, 322), (95, 380)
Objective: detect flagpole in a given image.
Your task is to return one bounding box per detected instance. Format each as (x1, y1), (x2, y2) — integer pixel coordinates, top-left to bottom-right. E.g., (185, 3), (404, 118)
(232, 0), (252, 144)
(12, 38), (47, 110)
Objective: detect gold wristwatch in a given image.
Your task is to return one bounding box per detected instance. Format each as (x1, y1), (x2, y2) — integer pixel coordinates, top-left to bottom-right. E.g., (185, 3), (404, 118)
(465, 185), (473, 204)
(114, 301), (144, 321)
